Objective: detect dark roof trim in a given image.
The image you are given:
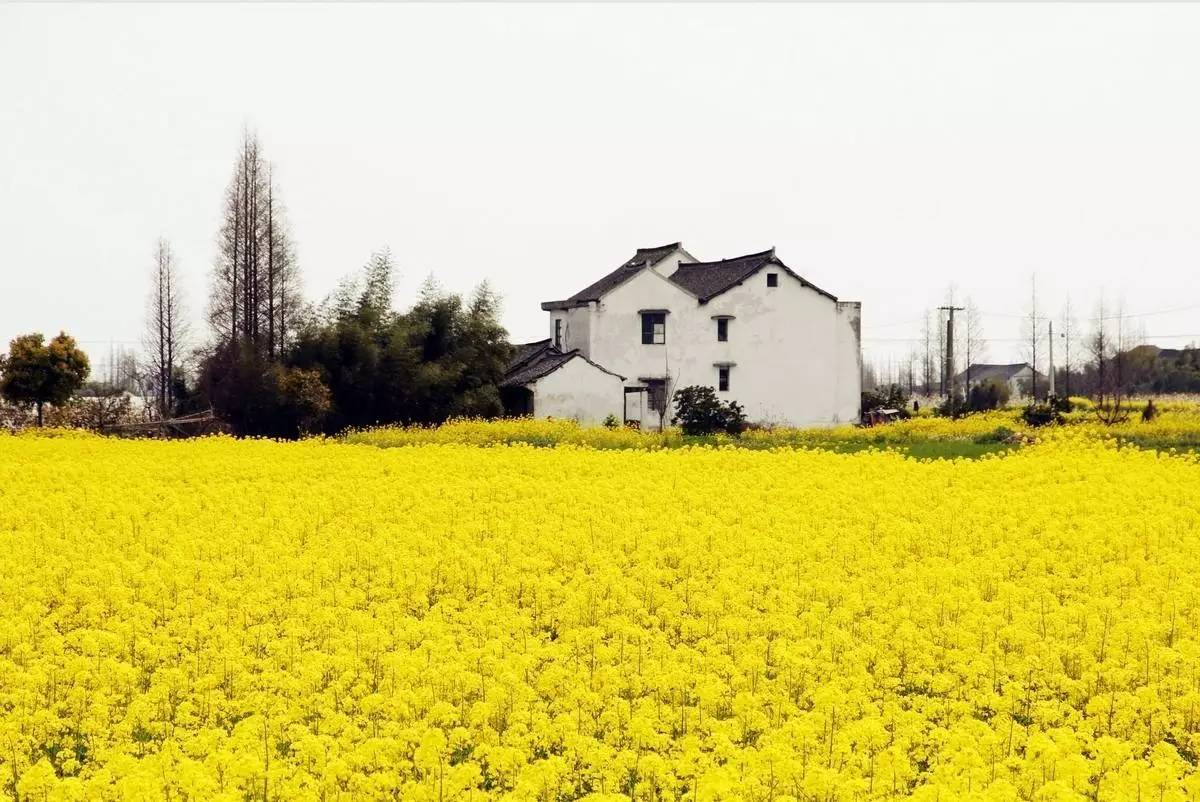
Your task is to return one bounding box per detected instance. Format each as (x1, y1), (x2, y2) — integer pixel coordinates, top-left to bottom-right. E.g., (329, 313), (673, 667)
(638, 308), (670, 315)
(668, 248), (838, 304)
(711, 314), (735, 320)
(713, 361), (737, 367)
(540, 242), (684, 310)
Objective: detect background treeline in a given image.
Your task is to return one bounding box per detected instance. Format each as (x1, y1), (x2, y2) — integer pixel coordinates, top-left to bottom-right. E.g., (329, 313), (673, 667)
(1, 130), (510, 437)
(193, 132), (510, 438)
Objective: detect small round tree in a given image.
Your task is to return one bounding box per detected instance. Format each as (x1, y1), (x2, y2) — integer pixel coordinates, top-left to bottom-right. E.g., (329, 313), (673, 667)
(0, 332), (90, 426)
(671, 385), (747, 436)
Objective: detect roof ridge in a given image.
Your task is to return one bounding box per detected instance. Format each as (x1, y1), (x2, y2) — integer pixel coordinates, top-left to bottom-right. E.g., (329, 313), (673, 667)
(634, 242), (681, 254)
(676, 247), (775, 267)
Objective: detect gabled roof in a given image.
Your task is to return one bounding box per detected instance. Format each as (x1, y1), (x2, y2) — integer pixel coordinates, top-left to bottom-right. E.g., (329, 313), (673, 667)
(541, 243), (684, 311)
(667, 248), (836, 303)
(500, 340), (626, 388)
(955, 363), (1042, 383)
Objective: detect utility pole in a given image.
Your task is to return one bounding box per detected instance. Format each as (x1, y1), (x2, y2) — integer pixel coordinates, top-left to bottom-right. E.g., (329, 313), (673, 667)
(1048, 320), (1055, 397)
(939, 305), (964, 415)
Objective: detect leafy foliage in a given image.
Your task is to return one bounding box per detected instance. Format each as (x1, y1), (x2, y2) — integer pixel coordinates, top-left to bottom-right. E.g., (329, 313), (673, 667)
(671, 384), (747, 435)
(1021, 394), (1072, 427)
(967, 378), (1011, 412)
(0, 332), (90, 425)
(861, 382), (910, 414)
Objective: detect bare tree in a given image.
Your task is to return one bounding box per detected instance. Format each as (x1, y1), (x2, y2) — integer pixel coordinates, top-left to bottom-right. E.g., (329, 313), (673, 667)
(1022, 274), (1041, 400)
(1059, 296), (1078, 397)
(209, 130), (300, 359)
(963, 297), (986, 396)
(144, 238), (187, 419)
(921, 310), (934, 395)
(1089, 295), (1130, 425)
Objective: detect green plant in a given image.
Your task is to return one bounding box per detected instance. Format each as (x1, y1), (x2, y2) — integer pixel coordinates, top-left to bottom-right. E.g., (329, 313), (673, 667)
(967, 379), (1011, 413)
(671, 385), (747, 436)
(1021, 395), (1071, 427)
(0, 332), (90, 427)
(602, 413), (620, 429)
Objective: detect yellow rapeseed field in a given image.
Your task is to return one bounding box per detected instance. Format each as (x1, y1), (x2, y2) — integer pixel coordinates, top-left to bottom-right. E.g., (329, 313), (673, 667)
(3, 431), (1200, 801)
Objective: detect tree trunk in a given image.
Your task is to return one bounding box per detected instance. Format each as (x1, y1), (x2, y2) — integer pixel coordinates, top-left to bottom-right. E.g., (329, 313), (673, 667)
(36, 401), (43, 427)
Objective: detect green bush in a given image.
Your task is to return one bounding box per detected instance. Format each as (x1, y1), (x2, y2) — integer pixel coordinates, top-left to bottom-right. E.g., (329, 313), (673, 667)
(967, 379), (1011, 412)
(1021, 395), (1071, 427)
(862, 384), (910, 415)
(672, 385), (747, 436)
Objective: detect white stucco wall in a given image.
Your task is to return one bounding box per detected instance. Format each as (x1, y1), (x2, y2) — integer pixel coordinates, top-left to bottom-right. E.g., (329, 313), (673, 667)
(550, 263), (861, 428)
(530, 356), (624, 424)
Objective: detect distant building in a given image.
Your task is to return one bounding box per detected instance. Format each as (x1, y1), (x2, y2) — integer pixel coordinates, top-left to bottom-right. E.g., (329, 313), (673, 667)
(501, 242), (862, 427)
(954, 363), (1044, 398)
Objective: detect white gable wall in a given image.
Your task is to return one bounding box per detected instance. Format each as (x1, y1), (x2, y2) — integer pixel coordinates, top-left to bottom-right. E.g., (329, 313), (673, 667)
(582, 265), (860, 427)
(539, 249), (862, 428)
(530, 356), (624, 424)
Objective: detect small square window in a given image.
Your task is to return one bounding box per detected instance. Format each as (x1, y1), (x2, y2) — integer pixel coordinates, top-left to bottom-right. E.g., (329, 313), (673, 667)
(718, 366), (730, 392)
(641, 312), (666, 345)
(766, 273), (779, 288)
(716, 318), (728, 342)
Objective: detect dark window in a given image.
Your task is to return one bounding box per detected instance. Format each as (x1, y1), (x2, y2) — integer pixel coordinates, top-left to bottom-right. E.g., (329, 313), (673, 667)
(767, 273), (779, 288)
(554, 319), (562, 349)
(718, 366), (730, 392)
(641, 312), (666, 345)
(716, 318), (728, 342)
(646, 379), (667, 412)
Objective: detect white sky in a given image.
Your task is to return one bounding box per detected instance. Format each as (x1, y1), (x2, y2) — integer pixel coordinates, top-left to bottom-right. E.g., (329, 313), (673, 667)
(3, 3), (1200, 379)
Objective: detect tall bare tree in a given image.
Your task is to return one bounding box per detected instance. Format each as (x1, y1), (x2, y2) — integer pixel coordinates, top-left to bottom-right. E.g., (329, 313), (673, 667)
(209, 130), (300, 360)
(963, 297), (986, 393)
(1089, 295), (1130, 425)
(1022, 274), (1041, 400)
(145, 238), (187, 418)
(1059, 296), (1078, 397)
(921, 310), (934, 394)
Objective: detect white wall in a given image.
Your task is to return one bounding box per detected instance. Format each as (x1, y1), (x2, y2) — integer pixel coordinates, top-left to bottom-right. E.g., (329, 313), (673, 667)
(553, 263), (860, 428)
(531, 356), (624, 424)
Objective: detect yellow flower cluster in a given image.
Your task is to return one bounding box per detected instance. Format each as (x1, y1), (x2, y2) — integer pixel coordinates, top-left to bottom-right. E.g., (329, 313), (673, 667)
(2, 433), (1200, 800)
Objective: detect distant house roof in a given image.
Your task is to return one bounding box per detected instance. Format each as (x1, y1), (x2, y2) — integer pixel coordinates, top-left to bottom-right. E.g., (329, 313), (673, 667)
(541, 243), (684, 311)
(668, 248), (836, 304)
(500, 340), (625, 388)
(955, 363), (1041, 384)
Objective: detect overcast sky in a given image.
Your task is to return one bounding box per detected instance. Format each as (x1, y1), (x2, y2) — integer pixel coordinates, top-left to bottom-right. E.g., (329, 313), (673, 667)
(3, 3), (1200, 380)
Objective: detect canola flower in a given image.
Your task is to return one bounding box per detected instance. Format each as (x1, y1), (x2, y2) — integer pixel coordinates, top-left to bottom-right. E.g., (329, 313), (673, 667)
(346, 401), (1200, 453)
(2, 432), (1200, 800)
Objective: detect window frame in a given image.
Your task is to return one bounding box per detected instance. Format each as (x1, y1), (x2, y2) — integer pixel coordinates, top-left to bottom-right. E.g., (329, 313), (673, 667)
(641, 312), (667, 345)
(716, 317), (729, 342)
(554, 318), (563, 349)
(766, 272), (779, 288)
(718, 365), (730, 392)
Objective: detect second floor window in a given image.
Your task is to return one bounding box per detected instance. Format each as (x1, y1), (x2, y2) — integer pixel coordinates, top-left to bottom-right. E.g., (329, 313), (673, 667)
(718, 365), (730, 392)
(554, 318), (563, 349)
(641, 312), (666, 345)
(716, 318), (729, 342)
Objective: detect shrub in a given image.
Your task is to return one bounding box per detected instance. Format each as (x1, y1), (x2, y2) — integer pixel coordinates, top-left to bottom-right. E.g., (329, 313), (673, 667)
(862, 384), (910, 415)
(967, 379), (1011, 413)
(602, 413), (620, 429)
(672, 385), (747, 436)
(1021, 395), (1071, 427)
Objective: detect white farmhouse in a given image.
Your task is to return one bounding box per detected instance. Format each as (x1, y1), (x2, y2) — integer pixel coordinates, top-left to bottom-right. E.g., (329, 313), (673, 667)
(500, 242), (862, 428)
(954, 363), (1045, 399)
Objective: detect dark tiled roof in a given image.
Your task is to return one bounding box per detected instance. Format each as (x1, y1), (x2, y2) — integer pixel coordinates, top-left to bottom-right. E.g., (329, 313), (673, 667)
(507, 339), (551, 373)
(541, 243), (682, 311)
(955, 363), (1041, 383)
(500, 341), (626, 388)
(667, 248), (836, 303)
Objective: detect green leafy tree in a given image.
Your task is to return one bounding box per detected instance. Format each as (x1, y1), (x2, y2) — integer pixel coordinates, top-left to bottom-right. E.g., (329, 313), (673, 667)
(672, 385), (746, 436)
(0, 332), (90, 426)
